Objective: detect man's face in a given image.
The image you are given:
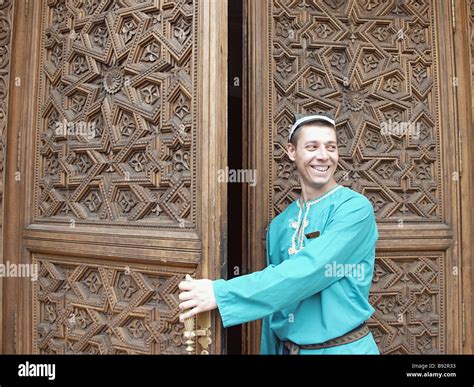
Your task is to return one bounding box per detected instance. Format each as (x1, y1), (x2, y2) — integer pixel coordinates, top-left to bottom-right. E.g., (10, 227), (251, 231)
(287, 123), (338, 190)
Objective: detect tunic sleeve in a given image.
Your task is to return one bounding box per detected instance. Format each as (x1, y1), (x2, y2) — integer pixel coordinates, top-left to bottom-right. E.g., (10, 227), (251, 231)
(213, 195), (378, 328)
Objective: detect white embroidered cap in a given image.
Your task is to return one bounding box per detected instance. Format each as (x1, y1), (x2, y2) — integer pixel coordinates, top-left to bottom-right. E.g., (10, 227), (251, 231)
(288, 113), (336, 143)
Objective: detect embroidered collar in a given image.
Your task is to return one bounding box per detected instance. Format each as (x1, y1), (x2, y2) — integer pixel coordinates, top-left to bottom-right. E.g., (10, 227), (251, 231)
(289, 185), (342, 255)
(296, 184), (342, 208)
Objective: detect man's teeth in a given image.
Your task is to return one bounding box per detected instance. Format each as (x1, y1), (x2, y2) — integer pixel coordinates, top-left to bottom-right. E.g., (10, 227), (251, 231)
(313, 166), (329, 172)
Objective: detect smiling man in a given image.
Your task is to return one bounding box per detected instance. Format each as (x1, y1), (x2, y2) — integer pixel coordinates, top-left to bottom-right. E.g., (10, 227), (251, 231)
(178, 113), (380, 355)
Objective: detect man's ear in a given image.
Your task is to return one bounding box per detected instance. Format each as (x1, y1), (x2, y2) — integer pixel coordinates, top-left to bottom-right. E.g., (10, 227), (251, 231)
(287, 143), (296, 161)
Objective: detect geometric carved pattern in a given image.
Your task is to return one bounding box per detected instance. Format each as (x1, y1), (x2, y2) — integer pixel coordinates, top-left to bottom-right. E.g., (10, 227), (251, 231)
(368, 254), (444, 354)
(0, 0), (13, 235)
(270, 0), (441, 222)
(33, 255), (190, 354)
(35, 0), (196, 228)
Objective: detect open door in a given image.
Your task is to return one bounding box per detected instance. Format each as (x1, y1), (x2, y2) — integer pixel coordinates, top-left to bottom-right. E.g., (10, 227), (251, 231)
(244, 0), (469, 354)
(2, 0), (227, 354)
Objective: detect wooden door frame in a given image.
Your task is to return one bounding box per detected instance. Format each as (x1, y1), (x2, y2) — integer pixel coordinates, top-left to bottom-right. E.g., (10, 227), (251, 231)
(242, 0), (271, 355)
(454, 0), (474, 355)
(2, 0), (34, 354)
(2, 0), (228, 354)
(0, 0), (16, 353)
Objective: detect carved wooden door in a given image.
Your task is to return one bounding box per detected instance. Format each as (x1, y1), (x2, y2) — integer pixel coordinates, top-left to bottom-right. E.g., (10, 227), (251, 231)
(245, 0), (469, 354)
(1, 0), (227, 354)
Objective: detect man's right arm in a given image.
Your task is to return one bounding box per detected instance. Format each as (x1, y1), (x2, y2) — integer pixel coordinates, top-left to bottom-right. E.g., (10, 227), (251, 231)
(212, 195), (377, 328)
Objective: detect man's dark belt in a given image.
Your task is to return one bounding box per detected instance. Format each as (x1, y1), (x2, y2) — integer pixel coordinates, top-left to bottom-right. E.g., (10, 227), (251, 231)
(282, 323), (370, 355)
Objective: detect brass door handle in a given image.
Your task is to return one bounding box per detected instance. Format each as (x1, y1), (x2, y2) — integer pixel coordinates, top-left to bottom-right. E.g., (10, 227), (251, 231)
(182, 276), (212, 355)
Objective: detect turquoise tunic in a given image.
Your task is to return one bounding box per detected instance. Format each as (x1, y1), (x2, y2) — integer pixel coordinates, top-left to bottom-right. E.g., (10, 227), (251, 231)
(213, 185), (380, 354)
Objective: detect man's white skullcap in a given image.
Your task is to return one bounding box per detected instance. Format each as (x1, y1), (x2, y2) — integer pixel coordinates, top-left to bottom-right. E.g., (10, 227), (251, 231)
(288, 113), (336, 142)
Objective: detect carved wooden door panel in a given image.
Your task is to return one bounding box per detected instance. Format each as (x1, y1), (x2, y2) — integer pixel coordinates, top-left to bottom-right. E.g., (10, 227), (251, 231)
(246, 0), (465, 354)
(2, 0), (227, 354)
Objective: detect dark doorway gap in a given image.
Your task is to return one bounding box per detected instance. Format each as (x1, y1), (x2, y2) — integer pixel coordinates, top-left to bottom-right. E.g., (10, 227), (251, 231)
(226, 0), (244, 355)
